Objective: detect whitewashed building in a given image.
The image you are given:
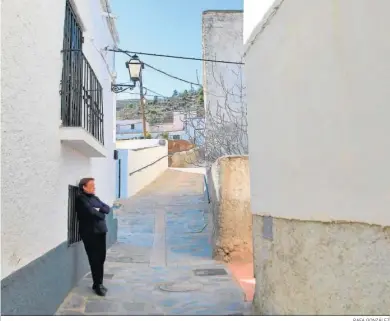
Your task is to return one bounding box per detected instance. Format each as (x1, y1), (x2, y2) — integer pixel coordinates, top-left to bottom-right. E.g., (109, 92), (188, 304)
(244, 0), (390, 315)
(1, 0), (119, 315)
(202, 10), (247, 161)
(116, 112), (195, 141)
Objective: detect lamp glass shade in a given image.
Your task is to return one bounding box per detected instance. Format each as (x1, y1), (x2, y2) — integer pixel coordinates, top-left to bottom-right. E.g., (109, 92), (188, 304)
(128, 58), (142, 81)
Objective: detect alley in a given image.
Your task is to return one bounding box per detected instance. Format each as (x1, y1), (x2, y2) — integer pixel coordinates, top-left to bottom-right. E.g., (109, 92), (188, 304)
(56, 169), (251, 316)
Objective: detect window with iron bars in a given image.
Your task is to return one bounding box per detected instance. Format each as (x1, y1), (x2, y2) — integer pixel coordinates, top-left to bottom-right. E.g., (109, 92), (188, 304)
(68, 185), (81, 245)
(60, 0), (104, 145)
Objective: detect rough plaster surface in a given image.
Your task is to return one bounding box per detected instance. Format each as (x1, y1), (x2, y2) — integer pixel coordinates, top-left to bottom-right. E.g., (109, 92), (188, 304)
(1, 0), (117, 279)
(252, 215), (390, 315)
(207, 156), (252, 262)
(202, 11), (247, 152)
(245, 0), (390, 226)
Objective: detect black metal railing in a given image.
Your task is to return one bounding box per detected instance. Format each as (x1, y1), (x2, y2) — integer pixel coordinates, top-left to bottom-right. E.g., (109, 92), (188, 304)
(61, 50), (105, 145)
(68, 185), (81, 246)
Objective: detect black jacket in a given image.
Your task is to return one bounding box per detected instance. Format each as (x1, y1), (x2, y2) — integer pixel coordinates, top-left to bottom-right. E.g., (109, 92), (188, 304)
(75, 191), (111, 235)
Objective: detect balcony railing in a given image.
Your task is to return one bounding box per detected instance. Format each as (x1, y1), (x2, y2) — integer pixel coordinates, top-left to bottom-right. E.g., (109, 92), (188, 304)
(61, 50), (104, 145)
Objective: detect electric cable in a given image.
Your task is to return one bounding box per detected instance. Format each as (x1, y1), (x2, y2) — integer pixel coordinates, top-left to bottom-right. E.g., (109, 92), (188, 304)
(106, 47), (244, 65)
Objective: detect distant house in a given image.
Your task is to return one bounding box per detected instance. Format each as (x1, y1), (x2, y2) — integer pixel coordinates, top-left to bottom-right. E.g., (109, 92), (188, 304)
(116, 119), (150, 136)
(116, 112), (205, 144)
(150, 112), (194, 141)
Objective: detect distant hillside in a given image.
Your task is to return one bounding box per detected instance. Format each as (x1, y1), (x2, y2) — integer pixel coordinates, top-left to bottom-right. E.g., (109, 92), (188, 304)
(116, 88), (204, 125)
(116, 99), (138, 111)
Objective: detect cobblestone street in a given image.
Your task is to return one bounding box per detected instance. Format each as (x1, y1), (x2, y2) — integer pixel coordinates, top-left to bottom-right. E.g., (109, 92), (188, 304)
(56, 169), (251, 315)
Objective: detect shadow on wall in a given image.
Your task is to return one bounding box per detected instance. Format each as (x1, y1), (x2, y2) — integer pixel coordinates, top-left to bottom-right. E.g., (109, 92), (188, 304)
(207, 155), (252, 262)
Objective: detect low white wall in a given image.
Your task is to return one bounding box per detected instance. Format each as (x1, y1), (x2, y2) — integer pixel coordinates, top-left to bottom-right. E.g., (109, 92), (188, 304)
(116, 139), (163, 150)
(115, 140), (168, 197)
(127, 146), (168, 196)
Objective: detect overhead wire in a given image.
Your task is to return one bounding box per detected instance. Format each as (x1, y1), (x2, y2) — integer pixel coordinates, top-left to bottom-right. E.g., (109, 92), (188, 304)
(143, 63), (201, 87)
(143, 87), (168, 98)
(105, 47), (244, 65)
(113, 52), (235, 101)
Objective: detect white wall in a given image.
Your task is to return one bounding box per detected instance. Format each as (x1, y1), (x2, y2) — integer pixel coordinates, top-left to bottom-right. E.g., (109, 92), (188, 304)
(203, 11), (244, 117)
(202, 11), (247, 157)
(116, 139), (163, 150)
(75, 0), (117, 206)
(244, 0), (390, 226)
(127, 145), (168, 197)
(115, 139), (168, 196)
(1, 0), (117, 279)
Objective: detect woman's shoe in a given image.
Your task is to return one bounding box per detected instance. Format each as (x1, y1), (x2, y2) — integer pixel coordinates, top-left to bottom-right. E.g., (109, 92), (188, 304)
(92, 284), (106, 296)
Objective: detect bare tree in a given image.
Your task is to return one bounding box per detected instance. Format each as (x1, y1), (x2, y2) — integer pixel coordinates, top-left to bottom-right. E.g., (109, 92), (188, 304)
(116, 59), (247, 168)
(177, 59), (247, 167)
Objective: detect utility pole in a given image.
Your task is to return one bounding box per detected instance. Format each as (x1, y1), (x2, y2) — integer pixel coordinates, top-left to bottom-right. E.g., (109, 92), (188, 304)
(139, 73), (147, 138)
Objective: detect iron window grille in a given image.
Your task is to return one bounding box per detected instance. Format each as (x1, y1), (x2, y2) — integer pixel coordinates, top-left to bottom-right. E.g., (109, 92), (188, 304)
(68, 185), (81, 246)
(60, 0), (104, 145)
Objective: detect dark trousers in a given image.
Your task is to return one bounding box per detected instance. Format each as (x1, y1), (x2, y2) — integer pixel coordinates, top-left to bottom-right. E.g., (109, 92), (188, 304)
(82, 232), (107, 286)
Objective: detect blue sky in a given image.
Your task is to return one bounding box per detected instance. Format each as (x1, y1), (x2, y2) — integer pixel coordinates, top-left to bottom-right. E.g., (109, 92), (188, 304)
(111, 0), (243, 100)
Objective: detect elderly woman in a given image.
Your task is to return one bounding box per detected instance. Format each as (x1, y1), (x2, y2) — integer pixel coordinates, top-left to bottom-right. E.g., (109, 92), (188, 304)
(76, 177), (110, 296)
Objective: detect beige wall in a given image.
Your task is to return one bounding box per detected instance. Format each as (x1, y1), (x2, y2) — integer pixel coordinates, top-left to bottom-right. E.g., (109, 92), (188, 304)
(253, 216), (390, 315)
(127, 145), (168, 197)
(207, 156), (252, 262)
(244, 0), (390, 315)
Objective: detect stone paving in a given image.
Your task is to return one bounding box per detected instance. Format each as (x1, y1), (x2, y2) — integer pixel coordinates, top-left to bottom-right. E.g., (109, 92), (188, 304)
(56, 169), (251, 316)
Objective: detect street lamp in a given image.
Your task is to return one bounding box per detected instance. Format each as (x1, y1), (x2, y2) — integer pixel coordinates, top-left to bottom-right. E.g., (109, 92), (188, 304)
(125, 55), (147, 138)
(125, 54), (143, 83)
(111, 55), (143, 93)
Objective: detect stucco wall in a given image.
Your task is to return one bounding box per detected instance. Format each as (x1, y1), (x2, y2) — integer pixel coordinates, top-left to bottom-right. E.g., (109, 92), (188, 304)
(252, 216), (390, 315)
(116, 140), (168, 197)
(127, 145), (168, 197)
(116, 139), (163, 150)
(244, 0), (390, 315)
(207, 156), (252, 262)
(202, 11), (247, 157)
(1, 0), (117, 308)
(245, 0), (390, 226)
